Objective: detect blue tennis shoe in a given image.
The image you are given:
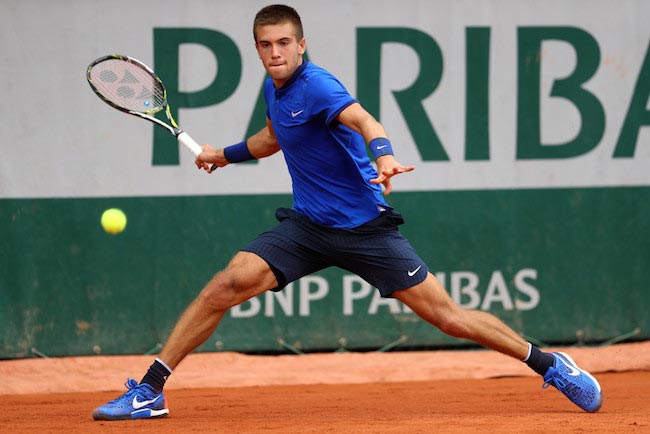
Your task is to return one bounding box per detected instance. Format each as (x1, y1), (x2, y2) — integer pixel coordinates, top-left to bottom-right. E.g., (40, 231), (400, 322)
(93, 378), (169, 420)
(542, 352), (603, 412)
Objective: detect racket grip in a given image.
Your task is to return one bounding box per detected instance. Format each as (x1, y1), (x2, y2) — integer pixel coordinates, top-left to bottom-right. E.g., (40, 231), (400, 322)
(177, 131), (203, 157)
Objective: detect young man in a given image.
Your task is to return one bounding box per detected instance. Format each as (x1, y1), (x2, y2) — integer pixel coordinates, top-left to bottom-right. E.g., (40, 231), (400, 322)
(93, 4), (602, 420)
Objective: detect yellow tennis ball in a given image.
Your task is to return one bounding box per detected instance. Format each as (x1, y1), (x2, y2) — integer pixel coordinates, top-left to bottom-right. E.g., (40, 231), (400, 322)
(101, 208), (127, 235)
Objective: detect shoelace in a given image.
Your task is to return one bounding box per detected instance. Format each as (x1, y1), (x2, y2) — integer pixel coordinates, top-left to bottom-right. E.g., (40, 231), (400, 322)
(542, 367), (583, 400)
(106, 378), (142, 404)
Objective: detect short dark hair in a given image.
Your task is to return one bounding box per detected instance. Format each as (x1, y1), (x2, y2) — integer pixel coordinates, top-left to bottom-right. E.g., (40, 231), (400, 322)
(253, 4), (304, 41)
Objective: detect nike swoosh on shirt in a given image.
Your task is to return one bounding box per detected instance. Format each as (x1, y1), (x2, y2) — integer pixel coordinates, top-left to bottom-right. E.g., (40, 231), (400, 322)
(408, 265), (422, 277)
(132, 395), (161, 410)
(291, 109), (304, 117)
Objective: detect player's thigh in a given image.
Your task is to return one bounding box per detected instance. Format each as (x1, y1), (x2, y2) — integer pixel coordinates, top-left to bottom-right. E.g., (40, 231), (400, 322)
(392, 272), (462, 323)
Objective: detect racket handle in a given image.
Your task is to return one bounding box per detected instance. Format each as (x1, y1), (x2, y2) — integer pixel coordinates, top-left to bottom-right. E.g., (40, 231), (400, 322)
(177, 131), (217, 171)
(177, 131), (202, 156)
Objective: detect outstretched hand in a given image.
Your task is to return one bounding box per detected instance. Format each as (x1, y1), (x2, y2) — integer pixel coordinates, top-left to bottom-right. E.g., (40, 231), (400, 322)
(370, 155), (415, 195)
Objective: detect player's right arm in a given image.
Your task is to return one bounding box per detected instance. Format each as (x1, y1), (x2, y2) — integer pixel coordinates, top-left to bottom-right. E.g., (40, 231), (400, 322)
(195, 118), (280, 172)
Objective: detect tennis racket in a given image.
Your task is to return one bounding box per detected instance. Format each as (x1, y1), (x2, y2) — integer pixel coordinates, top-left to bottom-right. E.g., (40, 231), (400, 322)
(86, 54), (216, 171)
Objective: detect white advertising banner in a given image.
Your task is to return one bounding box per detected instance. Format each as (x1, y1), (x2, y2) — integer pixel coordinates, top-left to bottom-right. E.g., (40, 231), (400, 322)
(1, 0), (648, 198)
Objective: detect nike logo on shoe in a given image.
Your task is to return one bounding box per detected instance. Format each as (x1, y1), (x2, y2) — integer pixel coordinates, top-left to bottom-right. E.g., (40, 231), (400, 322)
(291, 109), (304, 117)
(564, 364), (581, 376)
(132, 395), (161, 409)
(556, 353), (582, 377)
(408, 265), (422, 276)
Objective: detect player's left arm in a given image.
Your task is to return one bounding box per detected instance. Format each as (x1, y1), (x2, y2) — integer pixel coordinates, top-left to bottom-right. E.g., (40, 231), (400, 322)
(337, 102), (415, 195)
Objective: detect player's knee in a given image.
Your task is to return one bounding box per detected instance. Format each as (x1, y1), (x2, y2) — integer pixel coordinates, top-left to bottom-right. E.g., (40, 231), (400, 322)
(197, 272), (241, 312)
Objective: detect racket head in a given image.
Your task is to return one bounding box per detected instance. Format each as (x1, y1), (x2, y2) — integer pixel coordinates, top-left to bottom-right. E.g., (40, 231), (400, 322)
(87, 55), (169, 119)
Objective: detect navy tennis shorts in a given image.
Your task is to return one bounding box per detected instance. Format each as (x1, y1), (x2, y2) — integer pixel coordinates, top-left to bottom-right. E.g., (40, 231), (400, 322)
(242, 207), (429, 297)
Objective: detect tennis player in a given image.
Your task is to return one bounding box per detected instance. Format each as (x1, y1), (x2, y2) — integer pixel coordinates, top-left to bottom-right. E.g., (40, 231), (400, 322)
(93, 4), (602, 420)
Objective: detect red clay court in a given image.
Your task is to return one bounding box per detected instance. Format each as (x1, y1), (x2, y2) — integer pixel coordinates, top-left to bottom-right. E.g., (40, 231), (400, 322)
(2, 341), (648, 433)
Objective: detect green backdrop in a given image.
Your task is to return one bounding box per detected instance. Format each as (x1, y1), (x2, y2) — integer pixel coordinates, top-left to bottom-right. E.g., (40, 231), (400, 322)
(1, 187), (647, 358)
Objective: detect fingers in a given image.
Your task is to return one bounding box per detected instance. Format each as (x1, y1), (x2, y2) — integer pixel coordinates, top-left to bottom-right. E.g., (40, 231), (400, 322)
(195, 159), (211, 173)
(370, 163), (414, 194)
(375, 166), (412, 179)
(386, 165), (415, 175)
(401, 165), (416, 173)
(194, 144), (222, 173)
(370, 177), (392, 195)
(383, 179), (393, 195)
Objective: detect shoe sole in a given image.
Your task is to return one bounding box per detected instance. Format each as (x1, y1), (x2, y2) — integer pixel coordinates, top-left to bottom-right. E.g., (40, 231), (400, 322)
(92, 408), (169, 421)
(132, 408), (170, 419)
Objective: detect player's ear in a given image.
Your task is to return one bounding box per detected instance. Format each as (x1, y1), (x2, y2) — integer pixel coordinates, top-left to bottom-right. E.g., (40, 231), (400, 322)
(298, 38), (306, 55)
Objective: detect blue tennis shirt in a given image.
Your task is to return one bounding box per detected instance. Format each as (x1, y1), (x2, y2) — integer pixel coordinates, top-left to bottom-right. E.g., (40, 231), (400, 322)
(264, 61), (389, 228)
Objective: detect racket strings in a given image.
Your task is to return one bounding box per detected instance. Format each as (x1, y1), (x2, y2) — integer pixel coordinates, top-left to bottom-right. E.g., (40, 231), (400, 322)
(89, 59), (165, 114)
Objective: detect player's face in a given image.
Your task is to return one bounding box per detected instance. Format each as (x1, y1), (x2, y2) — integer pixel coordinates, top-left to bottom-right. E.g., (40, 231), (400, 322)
(255, 22), (306, 88)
